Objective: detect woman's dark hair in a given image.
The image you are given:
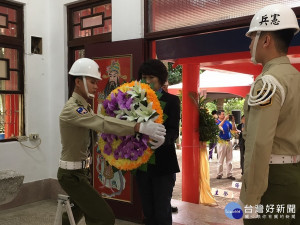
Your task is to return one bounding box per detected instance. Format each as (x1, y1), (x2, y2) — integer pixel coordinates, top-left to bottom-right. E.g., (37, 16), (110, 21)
(137, 59), (168, 86)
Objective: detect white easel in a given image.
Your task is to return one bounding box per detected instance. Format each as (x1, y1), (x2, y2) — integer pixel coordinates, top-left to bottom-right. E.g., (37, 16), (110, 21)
(53, 194), (76, 225)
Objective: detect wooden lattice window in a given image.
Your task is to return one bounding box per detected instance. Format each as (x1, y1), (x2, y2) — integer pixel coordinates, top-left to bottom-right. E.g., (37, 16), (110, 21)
(0, 4), (17, 37)
(0, 1), (24, 141)
(67, 0), (111, 98)
(70, 2), (111, 39)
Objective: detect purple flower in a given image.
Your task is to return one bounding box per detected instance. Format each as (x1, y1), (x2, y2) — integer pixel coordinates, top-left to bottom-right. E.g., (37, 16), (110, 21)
(124, 142), (134, 158)
(141, 135), (149, 148)
(101, 133), (109, 142)
(115, 90), (133, 110)
(100, 89), (151, 161)
(102, 93), (119, 117)
(104, 143), (112, 155)
(101, 133), (117, 143)
(102, 99), (108, 109)
(113, 149), (120, 160)
(130, 152), (138, 161)
(116, 90), (127, 109)
(125, 98), (133, 110)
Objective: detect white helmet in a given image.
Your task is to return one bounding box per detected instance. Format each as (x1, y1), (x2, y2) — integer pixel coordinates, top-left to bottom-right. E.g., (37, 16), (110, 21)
(69, 58), (101, 80)
(247, 4), (299, 64)
(246, 4), (300, 37)
(69, 58), (101, 98)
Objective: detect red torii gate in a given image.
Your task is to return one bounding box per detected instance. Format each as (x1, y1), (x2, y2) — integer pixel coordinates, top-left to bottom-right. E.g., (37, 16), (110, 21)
(155, 25), (300, 203)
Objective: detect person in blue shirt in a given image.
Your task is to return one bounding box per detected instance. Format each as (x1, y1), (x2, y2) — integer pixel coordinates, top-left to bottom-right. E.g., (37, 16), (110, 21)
(216, 110), (236, 180)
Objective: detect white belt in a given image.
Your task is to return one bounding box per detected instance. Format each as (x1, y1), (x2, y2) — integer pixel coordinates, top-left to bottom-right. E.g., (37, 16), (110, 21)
(59, 157), (91, 170)
(269, 154), (300, 164)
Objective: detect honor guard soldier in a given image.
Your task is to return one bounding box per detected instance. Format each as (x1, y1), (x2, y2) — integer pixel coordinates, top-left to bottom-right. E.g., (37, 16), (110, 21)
(57, 58), (166, 225)
(239, 4), (300, 225)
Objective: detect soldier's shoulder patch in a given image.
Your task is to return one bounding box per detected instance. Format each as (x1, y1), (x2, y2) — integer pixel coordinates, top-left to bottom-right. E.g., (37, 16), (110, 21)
(248, 74), (285, 107)
(256, 89), (272, 107)
(76, 107), (88, 115)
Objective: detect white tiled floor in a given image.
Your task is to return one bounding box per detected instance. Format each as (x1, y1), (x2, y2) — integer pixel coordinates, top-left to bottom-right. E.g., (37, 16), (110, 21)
(0, 199), (243, 225)
(171, 199), (243, 225)
(173, 148), (242, 209)
(0, 147), (245, 225)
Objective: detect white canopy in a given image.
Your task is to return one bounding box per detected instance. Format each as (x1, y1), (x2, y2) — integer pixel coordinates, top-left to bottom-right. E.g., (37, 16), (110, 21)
(168, 70), (254, 98)
(169, 70), (254, 89)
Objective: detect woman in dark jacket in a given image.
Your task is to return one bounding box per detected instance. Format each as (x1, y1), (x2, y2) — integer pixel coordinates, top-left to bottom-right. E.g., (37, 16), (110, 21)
(136, 59), (180, 225)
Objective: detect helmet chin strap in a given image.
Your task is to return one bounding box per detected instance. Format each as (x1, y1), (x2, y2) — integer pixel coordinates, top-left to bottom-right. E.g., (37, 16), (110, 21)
(251, 31), (261, 64)
(83, 76), (95, 98)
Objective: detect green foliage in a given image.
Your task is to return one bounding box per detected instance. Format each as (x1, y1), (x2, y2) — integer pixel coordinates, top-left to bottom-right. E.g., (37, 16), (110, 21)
(223, 98), (245, 115)
(167, 63), (183, 134)
(206, 101), (217, 113)
(148, 153), (155, 165)
(138, 163), (148, 172)
(205, 98), (245, 116)
(167, 62), (182, 85)
(189, 93), (219, 142)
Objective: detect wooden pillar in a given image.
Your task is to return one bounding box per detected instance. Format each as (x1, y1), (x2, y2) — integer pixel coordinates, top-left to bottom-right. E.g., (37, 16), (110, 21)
(181, 63), (200, 204)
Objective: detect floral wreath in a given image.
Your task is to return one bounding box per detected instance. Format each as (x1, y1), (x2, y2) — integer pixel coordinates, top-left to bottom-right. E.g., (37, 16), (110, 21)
(98, 81), (163, 171)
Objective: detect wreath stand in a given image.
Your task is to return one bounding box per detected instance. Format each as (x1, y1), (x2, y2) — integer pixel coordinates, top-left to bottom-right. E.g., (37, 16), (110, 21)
(53, 194), (76, 225)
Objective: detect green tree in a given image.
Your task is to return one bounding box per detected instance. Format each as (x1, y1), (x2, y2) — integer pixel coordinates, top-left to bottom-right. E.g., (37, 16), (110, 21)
(190, 93), (219, 143)
(167, 62), (182, 85)
(223, 98), (245, 115)
(206, 101), (217, 113)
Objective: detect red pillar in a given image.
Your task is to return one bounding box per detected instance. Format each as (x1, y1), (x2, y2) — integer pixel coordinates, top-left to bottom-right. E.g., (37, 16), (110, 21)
(181, 63), (200, 203)
(151, 41), (156, 59)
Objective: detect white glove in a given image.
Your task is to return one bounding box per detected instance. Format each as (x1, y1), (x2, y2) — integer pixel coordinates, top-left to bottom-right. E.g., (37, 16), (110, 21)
(149, 135), (165, 149)
(139, 120), (166, 137)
